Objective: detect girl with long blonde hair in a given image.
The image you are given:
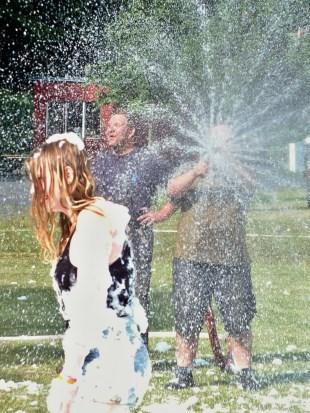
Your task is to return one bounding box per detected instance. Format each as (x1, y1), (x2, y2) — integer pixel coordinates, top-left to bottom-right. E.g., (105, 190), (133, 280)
(27, 133), (151, 413)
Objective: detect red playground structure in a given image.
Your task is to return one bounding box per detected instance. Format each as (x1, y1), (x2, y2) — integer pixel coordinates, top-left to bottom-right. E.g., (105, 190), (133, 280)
(33, 77), (112, 156)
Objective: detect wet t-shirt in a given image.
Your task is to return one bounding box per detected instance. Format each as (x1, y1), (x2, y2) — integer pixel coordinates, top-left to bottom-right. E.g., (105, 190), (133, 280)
(172, 184), (252, 265)
(92, 148), (172, 219)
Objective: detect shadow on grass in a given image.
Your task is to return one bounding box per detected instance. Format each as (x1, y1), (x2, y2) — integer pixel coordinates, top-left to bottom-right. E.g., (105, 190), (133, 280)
(1, 343), (309, 390)
(257, 370), (310, 388)
(203, 370), (310, 389)
(152, 351), (310, 367)
(152, 351), (310, 389)
(254, 351), (310, 364)
(152, 356), (216, 372)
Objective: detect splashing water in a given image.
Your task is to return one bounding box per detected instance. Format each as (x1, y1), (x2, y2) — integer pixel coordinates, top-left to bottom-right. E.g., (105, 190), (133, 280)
(1, 3), (310, 412)
(89, 0), (309, 190)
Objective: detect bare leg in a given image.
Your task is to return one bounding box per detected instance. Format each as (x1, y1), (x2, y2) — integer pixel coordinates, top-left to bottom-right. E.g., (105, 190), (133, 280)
(226, 330), (259, 390)
(166, 332), (198, 389)
(226, 330), (252, 370)
(175, 332), (199, 367)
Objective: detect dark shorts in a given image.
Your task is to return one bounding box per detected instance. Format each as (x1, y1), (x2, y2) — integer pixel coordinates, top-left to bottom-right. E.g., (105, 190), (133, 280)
(173, 258), (256, 340)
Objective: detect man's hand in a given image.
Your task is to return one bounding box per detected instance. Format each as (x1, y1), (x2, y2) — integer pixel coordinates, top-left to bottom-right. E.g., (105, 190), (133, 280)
(137, 203), (176, 225)
(137, 210), (160, 226)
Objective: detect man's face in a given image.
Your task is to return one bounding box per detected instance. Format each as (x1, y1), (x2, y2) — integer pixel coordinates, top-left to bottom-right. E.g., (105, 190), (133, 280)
(105, 114), (134, 147)
(209, 124), (233, 154)
(209, 124), (232, 143)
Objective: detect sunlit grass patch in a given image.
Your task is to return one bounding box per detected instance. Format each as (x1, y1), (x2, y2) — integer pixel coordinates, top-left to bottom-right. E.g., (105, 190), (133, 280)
(0, 255), (63, 336)
(0, 188), (309, 411)
(253, 188), (308, 210)
(0, 385), (48, 413)
(0, 338), (309, 412)
(0, 340), (61, 413)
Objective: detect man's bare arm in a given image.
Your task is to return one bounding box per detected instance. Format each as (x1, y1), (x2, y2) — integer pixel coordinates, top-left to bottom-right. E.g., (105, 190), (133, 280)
(167, 161), (208, 198)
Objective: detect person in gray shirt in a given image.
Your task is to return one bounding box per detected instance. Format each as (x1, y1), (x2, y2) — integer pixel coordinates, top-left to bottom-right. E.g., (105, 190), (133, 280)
(92, 111), (178, 344)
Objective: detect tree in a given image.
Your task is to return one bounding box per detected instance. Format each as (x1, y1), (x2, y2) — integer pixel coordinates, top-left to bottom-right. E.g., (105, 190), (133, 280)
(88, 0), (310, 144)
(0, 0), (127, 90)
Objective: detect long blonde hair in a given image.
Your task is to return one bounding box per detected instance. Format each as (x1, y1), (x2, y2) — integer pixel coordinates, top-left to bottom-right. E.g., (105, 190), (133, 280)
(26, 136), (96, 261)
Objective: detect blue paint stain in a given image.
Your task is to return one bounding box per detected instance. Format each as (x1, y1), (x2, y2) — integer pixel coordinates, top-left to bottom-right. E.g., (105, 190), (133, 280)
(127, 386), (137, 406)
(102, 328), (110, 338)
(134, 344), (149, 375)
(125, 319), (136, 343)
(82, 348), (100, 375)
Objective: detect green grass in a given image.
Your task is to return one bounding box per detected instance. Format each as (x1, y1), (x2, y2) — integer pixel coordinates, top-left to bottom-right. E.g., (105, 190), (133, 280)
(0, 188), (309, 412)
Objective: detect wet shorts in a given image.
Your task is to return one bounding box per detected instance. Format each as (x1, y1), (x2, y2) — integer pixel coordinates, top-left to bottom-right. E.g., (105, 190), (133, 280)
(173, 258), (256, 340)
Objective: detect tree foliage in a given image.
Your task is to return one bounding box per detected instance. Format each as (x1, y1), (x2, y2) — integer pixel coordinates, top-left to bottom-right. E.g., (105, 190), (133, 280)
(0, 0), (127, 90)
(88, 0), (310, 142)
(0, 89), (32, 153)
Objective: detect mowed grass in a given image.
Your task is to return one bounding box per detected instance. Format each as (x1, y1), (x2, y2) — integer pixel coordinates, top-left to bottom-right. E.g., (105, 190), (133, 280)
(0, 188), (309, 412)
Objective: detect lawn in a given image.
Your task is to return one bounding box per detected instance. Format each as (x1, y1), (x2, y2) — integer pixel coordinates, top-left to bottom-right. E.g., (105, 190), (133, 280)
(0, 188), (309, 412)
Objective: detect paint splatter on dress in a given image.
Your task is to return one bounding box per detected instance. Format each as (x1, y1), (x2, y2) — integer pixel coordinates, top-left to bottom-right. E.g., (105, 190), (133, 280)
(47, 199), (151, 412)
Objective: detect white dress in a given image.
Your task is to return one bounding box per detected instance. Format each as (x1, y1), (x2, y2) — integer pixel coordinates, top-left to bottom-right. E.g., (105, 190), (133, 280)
(47, 199), (151, 412)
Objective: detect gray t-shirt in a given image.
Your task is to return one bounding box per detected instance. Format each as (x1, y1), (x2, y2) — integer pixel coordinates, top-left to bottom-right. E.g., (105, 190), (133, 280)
(92, 147), (173, 220)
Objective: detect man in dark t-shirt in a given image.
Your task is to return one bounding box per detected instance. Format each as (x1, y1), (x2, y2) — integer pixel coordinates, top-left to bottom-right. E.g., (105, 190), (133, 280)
(92, 112), (176, 334)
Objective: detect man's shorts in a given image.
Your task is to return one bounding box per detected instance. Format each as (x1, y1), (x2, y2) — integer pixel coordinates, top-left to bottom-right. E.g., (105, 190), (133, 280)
(173, 258), (256, 340)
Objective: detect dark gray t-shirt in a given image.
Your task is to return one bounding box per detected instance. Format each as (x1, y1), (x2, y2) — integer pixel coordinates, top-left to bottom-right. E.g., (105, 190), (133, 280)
(92, 148), (173, 219)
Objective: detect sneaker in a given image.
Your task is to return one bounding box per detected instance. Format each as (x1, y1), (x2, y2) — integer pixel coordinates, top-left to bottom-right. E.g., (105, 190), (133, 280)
(166, 368), (195, 390)
(238, 368), (260, 391)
